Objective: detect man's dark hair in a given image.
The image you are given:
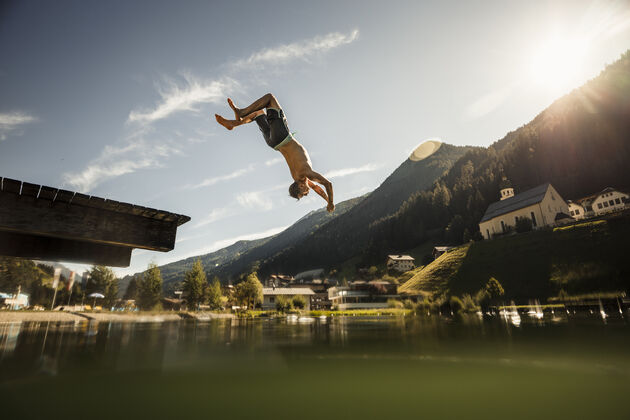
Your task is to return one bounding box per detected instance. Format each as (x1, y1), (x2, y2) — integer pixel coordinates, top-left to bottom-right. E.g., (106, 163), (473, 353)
(289, 182), (301, 200)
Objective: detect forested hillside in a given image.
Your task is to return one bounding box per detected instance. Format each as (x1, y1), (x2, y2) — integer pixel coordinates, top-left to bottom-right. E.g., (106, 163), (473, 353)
(261, 50), (630, 275)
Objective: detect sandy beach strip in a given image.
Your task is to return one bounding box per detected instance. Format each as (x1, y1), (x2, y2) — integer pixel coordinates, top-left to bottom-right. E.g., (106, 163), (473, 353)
(0, 311), (85, 322)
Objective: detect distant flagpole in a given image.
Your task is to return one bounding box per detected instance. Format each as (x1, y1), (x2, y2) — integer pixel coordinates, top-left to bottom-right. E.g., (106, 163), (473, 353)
(50, 268), (61, 310)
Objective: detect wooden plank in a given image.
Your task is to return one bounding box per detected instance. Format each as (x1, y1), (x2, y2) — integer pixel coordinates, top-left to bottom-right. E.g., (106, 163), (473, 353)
(102, 199), (120, 212)
(2, 178), (21, 194)
(141, 207), (159, 218)
(71, 193), (91, 206)
(0, 190), (178, 251)
(54, 189), (74, 204)
(20, 182), (41, 198)
(87, 196), (106, 209)
(129, 205), (147, 217)
(38, 186), (58, 201)
(0, 231), (132, 267)
(116, 202), (133, 214)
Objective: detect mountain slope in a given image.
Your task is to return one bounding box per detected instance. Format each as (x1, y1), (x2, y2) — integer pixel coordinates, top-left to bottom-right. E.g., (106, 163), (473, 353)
(131, 142), (470, 290)
(362, 50), (630, 268)
(123, 193), (365, 292)
(260, 50), (630, 276)
(259, 143), (475, 275)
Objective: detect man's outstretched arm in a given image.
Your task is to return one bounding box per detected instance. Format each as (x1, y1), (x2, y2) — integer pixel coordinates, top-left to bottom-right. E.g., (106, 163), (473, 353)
(307, 171), (334, 212)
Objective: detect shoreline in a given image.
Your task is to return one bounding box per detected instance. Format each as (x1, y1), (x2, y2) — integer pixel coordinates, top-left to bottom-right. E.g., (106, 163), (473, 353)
(0, 311), (235, 323)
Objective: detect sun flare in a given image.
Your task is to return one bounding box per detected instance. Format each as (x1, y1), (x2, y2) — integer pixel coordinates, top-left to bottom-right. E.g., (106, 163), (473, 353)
(530, 36), (589, 91)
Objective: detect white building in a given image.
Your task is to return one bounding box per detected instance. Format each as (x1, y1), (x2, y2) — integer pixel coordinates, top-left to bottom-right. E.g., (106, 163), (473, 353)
(479, 183), (570, 240)
(262, 287), (315, 311)
(567, 201), (586, 220)
(589, 187), (629, 216)
(570, 187), (629, 219)
(386, 255), (415, 272)
(328, 281), (398, 310)
(0, 292), (29, 309)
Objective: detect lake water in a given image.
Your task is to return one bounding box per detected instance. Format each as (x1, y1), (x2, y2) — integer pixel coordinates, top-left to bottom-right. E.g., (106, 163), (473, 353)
(1, 313), (629, 419)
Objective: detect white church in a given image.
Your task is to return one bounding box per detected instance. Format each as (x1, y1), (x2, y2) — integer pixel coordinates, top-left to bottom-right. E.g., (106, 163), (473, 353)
(478, 183), (571, 240)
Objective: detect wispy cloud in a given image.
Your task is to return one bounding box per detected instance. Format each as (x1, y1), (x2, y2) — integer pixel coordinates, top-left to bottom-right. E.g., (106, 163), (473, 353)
(0, 111), (37, 141)
(70, 28), (359, 191)
(265, 157), (284, 166)
(236, 190), (274, 211)
(128, 74), (238, 124)
(233, 29), (359, 68)
(194, 207), (231, 228)
(63, 138), (182, 192)
(185, 164), (255, 189)
(325, 163), (381, 179)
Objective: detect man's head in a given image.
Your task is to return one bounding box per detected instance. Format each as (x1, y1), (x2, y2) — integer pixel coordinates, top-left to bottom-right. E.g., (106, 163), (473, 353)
(289, 180), (309, 200)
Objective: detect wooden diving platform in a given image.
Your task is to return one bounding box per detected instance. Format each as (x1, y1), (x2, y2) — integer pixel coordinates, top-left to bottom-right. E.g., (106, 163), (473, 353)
(0, 177), (190, 267)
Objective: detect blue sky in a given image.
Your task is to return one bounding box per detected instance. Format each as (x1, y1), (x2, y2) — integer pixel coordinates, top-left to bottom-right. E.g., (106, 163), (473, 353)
(1, 0), (629, 277)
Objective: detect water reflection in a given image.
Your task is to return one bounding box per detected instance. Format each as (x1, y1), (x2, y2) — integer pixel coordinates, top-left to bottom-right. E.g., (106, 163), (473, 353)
(0, 313), (629, 419)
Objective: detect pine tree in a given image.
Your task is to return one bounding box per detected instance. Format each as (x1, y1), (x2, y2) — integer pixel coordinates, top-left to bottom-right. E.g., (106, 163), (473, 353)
(183, 259), (206, 310)
(137, 263), (163, 310)
(206, 276), (223, 310)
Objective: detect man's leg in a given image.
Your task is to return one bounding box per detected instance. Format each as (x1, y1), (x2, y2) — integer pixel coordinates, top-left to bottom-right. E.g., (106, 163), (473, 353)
(215, 110), (265, 131)
(230, 93), (281, 119)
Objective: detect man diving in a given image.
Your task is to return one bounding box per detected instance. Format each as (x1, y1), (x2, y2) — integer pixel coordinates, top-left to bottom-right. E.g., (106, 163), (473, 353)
(215, 93), (335, 212)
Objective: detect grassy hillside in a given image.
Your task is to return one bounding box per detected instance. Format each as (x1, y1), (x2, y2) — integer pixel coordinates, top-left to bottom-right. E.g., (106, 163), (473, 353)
(400, 214), (630, 300)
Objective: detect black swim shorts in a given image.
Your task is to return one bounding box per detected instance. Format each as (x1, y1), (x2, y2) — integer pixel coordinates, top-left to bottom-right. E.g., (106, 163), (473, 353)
(254, 107), (294, 150)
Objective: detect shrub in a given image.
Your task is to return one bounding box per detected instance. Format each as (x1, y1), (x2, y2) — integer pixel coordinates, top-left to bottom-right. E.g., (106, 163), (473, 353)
(414, 297), (431, 315)
(461, 294), (479, 313)
(291, 294), (306, 310)
(474, 289), (490, 307)
(403, 299), (415, 310)
(485, 277), (505, 300)
(515, 216), (533, 233)
(275, 296), (293, 312)
(387, 298), (403, 309)
(449, 296), (464, 313)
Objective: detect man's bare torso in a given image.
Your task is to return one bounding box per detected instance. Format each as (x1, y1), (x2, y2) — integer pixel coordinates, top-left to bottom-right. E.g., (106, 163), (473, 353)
(277, 139), (313, 182)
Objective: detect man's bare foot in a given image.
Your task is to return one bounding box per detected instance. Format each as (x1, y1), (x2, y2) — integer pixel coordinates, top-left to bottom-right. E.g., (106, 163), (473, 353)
(227, 98), (242, 120)
(215, 114), (237, 130)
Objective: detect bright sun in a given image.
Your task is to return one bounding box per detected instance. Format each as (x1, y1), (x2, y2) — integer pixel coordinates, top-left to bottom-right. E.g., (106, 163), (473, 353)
(530, 36), (589, 91)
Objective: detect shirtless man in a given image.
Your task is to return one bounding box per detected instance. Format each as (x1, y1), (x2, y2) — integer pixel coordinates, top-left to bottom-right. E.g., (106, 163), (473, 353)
(215, 93), (335, 212)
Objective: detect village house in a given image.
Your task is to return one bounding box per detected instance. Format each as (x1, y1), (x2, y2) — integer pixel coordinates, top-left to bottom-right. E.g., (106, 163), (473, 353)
(262, 287), (315, 311)
(328, 280), (399, 310)
(479, 183), (570, 240)
(574, 187), (629, 219)
(386, 255), (415, 272)
(567, 200), (586, 220)
(432, 246), (452, 260)
(264, 274), (294, 288)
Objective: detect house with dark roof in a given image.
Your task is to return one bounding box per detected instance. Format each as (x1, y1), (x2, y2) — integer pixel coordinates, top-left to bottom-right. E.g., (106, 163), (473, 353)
(386, 255), (415, 272)
(478, 184), (570, 240)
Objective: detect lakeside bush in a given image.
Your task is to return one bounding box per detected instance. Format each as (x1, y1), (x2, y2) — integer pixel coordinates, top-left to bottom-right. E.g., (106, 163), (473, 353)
(275, 296), (292, 313)
(291, 295), (306, 310)
(461, 294), (479, 313)
(387, 299), (403, 309)
(449, 296), (464, 313)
